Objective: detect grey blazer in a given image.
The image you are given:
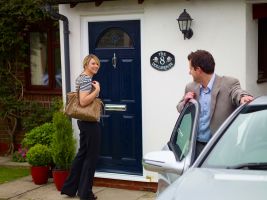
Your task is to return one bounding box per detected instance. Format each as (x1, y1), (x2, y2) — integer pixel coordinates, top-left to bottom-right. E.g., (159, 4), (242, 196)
(177, 75), (251, 135)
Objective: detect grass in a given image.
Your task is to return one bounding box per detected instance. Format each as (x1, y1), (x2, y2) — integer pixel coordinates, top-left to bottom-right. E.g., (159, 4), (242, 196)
(0, 166), (30, 184)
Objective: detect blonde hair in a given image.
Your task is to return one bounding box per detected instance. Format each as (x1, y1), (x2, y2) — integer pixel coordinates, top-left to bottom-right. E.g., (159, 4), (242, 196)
(83, 54), (100, 69)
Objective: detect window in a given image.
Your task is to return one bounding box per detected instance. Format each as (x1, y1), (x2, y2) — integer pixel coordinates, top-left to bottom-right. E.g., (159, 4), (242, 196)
(168, 102), (196, 161)
(257, 18), (267, 83)
(25, 20), (61, 93)
(96, 28), (133, 48)
(253, 4), (267, 83)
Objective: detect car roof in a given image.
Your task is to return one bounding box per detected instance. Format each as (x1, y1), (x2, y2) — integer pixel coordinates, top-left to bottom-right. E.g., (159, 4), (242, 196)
(248, 96), (267, 106)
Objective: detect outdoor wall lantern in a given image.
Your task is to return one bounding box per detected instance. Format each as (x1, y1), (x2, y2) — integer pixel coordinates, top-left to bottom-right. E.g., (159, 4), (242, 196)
(177, 9), (193, 40)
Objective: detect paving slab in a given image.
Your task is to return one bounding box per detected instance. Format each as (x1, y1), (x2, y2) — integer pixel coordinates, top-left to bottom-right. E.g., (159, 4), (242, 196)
(93, 187), (151, 200)
(0, 176), (45, 200)
(0, 156), (29, 169)
(0, 156), (10, 165)
(8, 184), (155, 200)
(0, 157), (156, 200)
(0, 176), (155, 200)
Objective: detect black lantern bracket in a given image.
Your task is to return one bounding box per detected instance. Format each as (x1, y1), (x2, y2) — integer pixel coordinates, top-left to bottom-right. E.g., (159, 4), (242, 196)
(177, 9), (193, 40)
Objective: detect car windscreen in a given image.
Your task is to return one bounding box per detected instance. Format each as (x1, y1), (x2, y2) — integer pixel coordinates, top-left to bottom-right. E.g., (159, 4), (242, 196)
(201, 105), (267, 169)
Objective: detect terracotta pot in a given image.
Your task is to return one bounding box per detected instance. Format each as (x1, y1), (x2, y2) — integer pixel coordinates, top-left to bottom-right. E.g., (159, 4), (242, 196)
(52, 169), (70, 191)
(31, 166), (49, 185)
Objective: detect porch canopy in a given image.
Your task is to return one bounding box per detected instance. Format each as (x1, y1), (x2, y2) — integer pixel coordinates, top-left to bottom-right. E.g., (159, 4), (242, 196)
(50, 0), (144, 7)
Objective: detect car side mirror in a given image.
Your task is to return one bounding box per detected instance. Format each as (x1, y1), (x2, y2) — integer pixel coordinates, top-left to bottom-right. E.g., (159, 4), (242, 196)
(142, 150), (185, 175)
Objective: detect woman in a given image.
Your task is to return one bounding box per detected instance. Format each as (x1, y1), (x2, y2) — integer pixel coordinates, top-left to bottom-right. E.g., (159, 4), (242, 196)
(61, 54), (101, 200)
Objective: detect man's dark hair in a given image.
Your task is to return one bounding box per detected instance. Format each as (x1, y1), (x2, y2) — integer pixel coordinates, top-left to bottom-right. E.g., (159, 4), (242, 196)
(187, 50), (215, 74)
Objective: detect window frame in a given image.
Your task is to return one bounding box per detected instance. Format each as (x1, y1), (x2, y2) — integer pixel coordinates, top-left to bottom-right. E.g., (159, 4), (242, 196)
(25, 20), (62, 94)
(257, 18), (267, 83)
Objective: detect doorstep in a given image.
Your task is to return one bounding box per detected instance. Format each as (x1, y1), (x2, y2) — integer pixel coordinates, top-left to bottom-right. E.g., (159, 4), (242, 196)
(94, 177), (158, 192)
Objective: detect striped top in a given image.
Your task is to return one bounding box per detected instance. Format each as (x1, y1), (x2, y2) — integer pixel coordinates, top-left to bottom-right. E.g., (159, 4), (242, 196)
(75, 74), (92, 92)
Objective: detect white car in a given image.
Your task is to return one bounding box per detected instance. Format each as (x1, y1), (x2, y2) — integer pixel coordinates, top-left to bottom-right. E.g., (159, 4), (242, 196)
(143, 96), (267, 199)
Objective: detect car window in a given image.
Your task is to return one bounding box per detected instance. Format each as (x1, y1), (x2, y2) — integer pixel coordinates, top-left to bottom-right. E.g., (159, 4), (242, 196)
(202, 105), (267, 168)
(169, 102), (197, 161)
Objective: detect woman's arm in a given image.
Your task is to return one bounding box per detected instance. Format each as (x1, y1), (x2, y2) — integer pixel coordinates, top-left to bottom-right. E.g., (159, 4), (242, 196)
(79, 81), (100, 106)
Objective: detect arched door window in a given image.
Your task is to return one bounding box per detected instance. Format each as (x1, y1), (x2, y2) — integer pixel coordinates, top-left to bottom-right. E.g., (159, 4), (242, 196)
(96, 28), (133, 48)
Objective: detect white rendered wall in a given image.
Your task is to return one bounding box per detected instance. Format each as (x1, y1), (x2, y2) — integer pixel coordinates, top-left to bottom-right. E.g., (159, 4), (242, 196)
(59, 0), (259, 181)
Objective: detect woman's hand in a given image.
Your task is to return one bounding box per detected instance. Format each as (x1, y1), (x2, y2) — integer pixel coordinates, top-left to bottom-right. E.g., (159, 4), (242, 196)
(92, 81), (100, 95)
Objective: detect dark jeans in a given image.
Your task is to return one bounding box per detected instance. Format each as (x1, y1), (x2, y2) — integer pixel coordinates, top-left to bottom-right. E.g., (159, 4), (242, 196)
(61, 120), (101, 199)
(195, 141), (207, 161)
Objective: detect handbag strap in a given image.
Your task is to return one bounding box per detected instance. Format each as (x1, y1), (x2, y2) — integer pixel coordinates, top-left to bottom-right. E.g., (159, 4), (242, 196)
(76, 73), (84, 101)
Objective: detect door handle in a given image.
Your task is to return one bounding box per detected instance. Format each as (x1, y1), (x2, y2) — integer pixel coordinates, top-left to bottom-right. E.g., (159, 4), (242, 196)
(112, 53), (117, 69)
(105, 104), (127, 111)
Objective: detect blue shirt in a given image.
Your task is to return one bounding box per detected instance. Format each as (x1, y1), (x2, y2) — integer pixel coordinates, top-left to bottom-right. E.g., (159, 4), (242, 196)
(197, 74), (215, 143)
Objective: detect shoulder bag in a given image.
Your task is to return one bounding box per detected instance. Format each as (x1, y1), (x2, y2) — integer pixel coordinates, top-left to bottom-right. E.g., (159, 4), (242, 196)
(64, 87), (103, 122)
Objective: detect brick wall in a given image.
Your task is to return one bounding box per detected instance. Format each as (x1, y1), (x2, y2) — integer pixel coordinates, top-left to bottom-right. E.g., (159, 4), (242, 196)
(0, 79), (62, 155)
(0, 118), (24, 155)
(0, 67), (61, 155)
(0, 93), (60, 155)
(23, 94), (58, 108)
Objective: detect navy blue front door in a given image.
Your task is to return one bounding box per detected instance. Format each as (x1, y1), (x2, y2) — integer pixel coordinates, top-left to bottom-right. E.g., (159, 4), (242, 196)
(89, 20), (142, 175)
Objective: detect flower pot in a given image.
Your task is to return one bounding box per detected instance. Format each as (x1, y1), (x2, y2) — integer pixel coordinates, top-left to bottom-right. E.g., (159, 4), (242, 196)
(52, 169), (70, 191)
(31, 166), (49, 185)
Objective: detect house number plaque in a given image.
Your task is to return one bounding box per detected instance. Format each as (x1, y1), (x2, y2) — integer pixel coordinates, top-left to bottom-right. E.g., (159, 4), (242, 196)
(150, 51), (175, 71)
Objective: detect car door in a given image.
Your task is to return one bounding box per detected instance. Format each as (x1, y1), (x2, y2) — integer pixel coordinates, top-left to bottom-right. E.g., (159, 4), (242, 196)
(143, 99), (200, 192)
(168, 99), (200, 168)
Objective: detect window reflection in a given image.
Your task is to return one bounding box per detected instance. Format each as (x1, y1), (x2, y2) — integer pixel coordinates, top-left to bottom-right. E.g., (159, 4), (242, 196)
(202, 107), (267, 168)
(30, 32), (48, 86)
(54, 47), (62, 88)
(175, 105), (194, 160)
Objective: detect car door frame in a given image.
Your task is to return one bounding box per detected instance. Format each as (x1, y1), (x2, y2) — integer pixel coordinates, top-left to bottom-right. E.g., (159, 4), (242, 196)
(143, 99), (200, 175)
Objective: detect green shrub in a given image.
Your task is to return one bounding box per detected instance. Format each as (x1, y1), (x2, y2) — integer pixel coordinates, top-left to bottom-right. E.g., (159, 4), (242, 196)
(26, 144), (52, 166)
(51, 112), (76, 170)
(21, 98), (63, 132)
(21, 122), (56, 149)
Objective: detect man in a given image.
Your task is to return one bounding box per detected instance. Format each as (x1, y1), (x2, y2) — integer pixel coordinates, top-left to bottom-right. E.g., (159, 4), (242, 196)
(177, 50), (253, 158)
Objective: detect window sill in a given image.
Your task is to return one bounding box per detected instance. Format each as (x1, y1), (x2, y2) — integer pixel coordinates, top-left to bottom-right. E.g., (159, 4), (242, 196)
(257, 78), (267, 84)
(24, 90), (62, 95)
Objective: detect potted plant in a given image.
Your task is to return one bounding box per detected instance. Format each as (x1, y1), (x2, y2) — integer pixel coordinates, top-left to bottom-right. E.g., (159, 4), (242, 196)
(51, 111), (76, 191)
(21, 122), (56, 149)
(21, 122), (56, 177)
(26, 144), (52, 185)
